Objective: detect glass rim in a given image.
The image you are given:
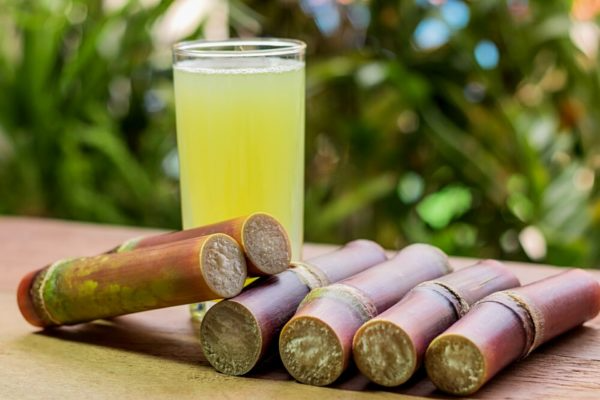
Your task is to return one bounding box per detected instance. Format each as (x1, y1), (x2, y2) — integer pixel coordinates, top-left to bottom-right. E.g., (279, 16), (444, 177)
(173, 38), (306, 58)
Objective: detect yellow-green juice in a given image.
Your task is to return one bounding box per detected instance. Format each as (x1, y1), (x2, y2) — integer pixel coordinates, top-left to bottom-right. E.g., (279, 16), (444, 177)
(173, 57), (305, 258)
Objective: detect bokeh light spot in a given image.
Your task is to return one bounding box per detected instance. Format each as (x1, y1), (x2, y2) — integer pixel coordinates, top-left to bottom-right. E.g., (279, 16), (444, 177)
(301, 0), (341, 36)
(397, 172), (424, 204)
(474, 39), (500, 69)
(347, 3), (371, 29)
(463, 81), (486, 103)
(356, 63), (386, 87)
(519, 226), (547, 260)
(413, 18), (450, 50)
(441, 0), (470, 30)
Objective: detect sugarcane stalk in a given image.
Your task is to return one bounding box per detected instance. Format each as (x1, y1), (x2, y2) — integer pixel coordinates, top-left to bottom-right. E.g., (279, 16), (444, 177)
(18, 234), (246, 327)
(278, 244), (451, 386)
(352, 260), (520, 386)
(199, 239), (387, 376)
(114, 212), (290, 276)
(425, 268), (600, 396)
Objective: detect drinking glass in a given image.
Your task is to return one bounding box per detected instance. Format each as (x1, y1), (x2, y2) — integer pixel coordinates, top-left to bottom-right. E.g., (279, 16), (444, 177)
(172, 38), (305, 261)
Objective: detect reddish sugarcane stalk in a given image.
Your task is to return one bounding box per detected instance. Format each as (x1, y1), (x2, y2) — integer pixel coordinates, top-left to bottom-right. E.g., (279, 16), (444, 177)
(278, 244), (451, 386)
(199, 239), (387, 376)
(352, 260), (520, 387)
(18, 234), (246, 327)
(425, 269), (600, 396)
(113, 212), (290, 276)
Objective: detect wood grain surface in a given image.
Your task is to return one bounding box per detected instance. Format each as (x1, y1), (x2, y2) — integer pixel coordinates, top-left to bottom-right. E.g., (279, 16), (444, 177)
(0, 216), (599, 399)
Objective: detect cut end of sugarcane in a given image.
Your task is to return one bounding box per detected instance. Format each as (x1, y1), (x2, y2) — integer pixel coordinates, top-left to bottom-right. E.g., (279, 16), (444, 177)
(353, 320), (416, 387)
(279, 316), (344, 386)
(200, 300), (262, 375)
(242, 213), (291, 275)
(425, 334), (485, 395)
(17, 269), (47, 327)
(200, 234), (247, 298)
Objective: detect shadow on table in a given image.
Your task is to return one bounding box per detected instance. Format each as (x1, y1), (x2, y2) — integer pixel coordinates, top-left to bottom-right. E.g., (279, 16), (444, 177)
(242, 341), (440, 396)
(32, 307), (597, 399)
(36, 306), (205, 366)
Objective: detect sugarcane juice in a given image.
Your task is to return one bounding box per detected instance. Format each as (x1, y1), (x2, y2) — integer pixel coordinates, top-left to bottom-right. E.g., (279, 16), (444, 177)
(173, 57), (304, 258)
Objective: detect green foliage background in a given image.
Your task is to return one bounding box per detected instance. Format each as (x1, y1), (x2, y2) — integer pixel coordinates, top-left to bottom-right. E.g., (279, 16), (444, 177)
(1, 0), (599, 267)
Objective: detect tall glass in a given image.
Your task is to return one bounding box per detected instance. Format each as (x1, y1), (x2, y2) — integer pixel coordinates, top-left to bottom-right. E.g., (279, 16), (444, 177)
(172, 39), (305, 259)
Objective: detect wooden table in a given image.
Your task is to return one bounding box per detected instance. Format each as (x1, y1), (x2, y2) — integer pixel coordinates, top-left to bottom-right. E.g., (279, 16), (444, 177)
(1, 217), (599, 399)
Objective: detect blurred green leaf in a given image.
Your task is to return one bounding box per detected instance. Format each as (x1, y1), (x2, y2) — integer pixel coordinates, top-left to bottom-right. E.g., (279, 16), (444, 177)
(417, 185), (473, 229)
(309, 173), (397, 232)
